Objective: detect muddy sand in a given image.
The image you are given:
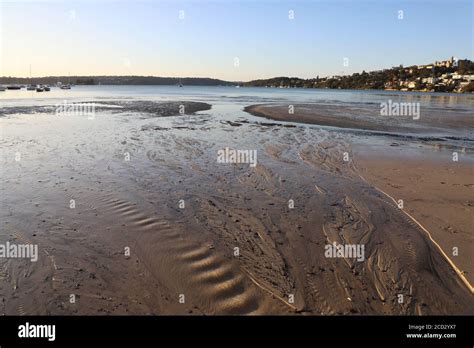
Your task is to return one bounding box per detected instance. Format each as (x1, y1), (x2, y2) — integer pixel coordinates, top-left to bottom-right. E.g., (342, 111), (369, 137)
(0, 100), (473, 315)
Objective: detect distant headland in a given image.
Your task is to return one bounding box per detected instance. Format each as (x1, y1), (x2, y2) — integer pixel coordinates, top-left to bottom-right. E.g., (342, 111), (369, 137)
(244, 57), (474, 93)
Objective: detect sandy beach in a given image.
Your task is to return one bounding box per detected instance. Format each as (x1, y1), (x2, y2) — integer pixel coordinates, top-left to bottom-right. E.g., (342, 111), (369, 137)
(354, 148), (474, 286)
(0, 95), (473, 315)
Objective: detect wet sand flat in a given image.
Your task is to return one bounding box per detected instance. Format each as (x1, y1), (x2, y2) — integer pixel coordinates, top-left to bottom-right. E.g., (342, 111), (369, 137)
(1, 99), (473, 315)
(245, 103), (474, 139)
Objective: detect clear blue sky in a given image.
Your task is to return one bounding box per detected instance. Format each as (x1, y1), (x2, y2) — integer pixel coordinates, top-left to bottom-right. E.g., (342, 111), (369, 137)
(1, 0), (472, 80)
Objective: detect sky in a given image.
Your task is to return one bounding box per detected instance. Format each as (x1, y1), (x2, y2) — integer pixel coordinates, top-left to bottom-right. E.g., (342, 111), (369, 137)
(0, 0), (472, 81)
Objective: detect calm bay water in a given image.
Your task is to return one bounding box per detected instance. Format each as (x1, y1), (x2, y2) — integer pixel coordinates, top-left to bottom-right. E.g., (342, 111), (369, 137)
(1, 85), (473, 111)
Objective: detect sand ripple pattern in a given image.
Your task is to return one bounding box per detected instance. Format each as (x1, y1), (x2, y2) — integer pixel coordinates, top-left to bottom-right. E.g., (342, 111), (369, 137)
(98, 195), (284, 315)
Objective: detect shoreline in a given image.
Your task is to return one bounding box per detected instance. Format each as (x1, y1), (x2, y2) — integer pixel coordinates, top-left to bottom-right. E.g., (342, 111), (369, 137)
(1, 84), (474, 95)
